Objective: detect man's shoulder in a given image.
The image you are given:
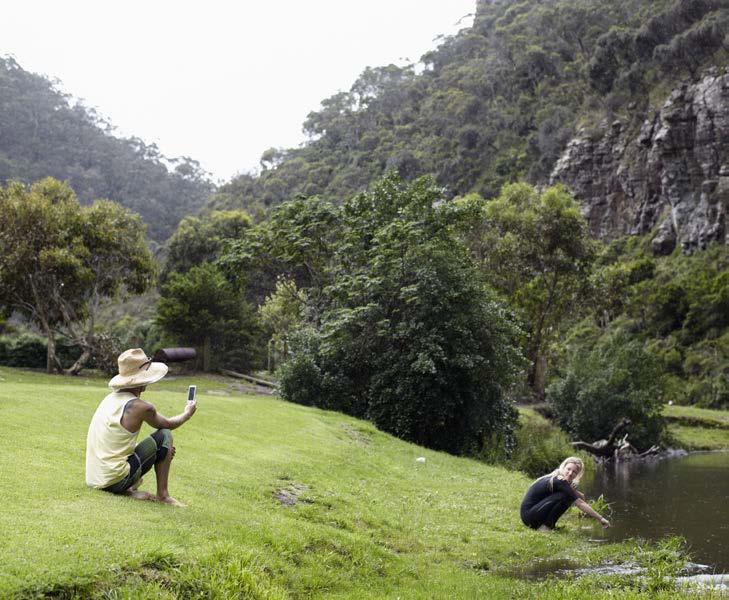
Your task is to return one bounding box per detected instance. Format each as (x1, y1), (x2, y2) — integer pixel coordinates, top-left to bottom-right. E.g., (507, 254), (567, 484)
(125, 397), (154, 411)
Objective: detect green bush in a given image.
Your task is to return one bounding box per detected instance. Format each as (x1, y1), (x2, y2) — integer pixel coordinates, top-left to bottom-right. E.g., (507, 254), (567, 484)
(0, 334), (47, 368)
(90, 332), (124, 376)
(277, 353), (322, 407)
(156, 262), (265, 372)
(277, 175), (524, 455)
(511, 411), (576, 478)
(548, 333), (666, 449)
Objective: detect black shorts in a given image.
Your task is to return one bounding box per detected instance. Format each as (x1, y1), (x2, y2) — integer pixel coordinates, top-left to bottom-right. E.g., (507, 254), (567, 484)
(103, 429), (172, 494)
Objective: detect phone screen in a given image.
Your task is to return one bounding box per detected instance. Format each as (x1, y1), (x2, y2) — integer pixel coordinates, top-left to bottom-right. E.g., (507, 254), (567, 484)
(187, 385), (197, 402)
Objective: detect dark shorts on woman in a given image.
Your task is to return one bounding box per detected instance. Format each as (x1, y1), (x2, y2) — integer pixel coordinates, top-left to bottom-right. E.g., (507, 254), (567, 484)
(103, 429), (172, 494)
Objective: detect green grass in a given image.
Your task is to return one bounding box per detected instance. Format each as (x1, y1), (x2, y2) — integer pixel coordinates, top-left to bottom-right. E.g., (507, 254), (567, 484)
(0, 367), (704, 599)
(664, 404), (729, 429)
(664, 404), (729, 450)
(667, 424), (729, 451)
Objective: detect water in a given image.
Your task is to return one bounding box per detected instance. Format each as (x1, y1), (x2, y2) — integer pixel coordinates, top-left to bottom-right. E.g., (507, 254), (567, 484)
(583, 452), (729, 571)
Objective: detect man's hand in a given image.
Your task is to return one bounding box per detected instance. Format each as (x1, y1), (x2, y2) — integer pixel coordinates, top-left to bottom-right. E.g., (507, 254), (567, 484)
(599, 517), (611, 529)
(184, 400), (197, 419)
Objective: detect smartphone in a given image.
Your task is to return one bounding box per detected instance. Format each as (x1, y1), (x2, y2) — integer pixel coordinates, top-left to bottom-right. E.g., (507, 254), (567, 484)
(187, 385), (197, 403)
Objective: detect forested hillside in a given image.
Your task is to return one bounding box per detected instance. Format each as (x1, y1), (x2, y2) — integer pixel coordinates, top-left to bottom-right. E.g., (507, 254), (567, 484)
(2, 0), (728, 458)
(209, 0), (729, 225)
(0, 57), (213, 240)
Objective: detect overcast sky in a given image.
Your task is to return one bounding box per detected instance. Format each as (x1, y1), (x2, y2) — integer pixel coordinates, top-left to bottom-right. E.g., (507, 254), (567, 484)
(2, 1), (475, 183)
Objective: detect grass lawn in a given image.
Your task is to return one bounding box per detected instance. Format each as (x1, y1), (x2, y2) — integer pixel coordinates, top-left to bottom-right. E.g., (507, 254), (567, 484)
(0, 367), (701, 599)
(667, 424), (729, 450)
(664, 404), (729, 450)
(664, 404), (729, 429)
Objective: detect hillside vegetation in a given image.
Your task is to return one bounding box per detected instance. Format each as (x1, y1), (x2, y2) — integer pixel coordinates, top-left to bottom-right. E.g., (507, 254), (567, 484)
(0, 367), (699, 599)
(0, 57), (213, 240)
(208, 0), (729, 214)
(552, 238), (729, 411)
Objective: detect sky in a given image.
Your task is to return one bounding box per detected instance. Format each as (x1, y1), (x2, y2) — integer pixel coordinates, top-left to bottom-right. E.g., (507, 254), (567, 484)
(2, 1), (475, 183)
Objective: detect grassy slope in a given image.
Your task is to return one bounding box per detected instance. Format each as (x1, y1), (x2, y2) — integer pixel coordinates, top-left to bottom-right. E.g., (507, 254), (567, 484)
(664, 404), (729, 451)
(0, 368), (697, 599)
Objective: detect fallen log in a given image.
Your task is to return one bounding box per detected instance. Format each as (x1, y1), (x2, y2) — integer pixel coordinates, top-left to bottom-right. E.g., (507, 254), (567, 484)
(572, 417), (663, 461)
(637, 444), (661, 458)
(220, 369), (277, 388)
(571, 417), (632, 458)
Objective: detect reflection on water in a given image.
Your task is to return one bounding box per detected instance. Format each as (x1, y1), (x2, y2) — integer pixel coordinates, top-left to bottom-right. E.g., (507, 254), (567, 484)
(583, 452), (729, 571)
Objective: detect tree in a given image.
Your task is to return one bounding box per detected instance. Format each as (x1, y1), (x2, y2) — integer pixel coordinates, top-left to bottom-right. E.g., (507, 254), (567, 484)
(0, 57), (214, 241)
(273, 174), (524, 455)
(218, 195), (339, 311)
(0, 178), (156, 373)
(456, 183), (595, 399)
(162, 210), (252, 281)
(156, 262), (261, 372)
(0, 179), (85, 371)
(60, 200), (157, 374)
(547, 333), (666, 450)
(258, 278), (306, 371)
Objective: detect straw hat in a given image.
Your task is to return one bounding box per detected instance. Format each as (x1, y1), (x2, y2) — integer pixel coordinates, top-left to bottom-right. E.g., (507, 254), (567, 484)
(108, 348), (168, 390)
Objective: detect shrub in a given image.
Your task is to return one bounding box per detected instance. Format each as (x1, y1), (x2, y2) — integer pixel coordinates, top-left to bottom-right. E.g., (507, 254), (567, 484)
(90, 332), (124, 376)
(276, 352), (322, 407)
(548, 333), (666, 449)
(0, 334), (47, 368)
(511, 410), (576, 478)
(278, 175), (524, 455)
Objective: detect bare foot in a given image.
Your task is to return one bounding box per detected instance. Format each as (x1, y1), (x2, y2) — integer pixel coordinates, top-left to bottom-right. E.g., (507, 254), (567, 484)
(155, 495), (185, 507)
(124, 489), (155, 501)
(537, 525), (553, 533)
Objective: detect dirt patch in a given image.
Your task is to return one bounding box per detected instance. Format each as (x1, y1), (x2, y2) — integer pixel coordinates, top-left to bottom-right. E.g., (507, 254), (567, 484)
(274, 482), (310, 507)
(341, 424), (372, 445)
(229, 382), (276, 396)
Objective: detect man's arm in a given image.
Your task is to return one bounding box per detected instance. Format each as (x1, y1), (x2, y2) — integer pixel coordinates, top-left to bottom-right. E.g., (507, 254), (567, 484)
(120, 398), (197, 434)
(141, 400), (196, 430)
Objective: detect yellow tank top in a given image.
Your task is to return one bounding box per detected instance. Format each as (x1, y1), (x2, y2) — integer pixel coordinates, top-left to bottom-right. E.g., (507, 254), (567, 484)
(85, 391), (139, 488)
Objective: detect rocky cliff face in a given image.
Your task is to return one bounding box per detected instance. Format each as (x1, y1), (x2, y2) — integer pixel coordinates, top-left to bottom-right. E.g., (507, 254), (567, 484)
(551, 69), (729, 255)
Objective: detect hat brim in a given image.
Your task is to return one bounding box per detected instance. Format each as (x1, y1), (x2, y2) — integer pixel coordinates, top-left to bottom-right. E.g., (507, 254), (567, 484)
(108, 362), (169, 389)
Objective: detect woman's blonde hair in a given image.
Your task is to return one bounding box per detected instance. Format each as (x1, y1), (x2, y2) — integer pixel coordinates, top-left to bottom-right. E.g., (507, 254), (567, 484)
(552, 456), (584, 487)
(534, 456), (585, 489)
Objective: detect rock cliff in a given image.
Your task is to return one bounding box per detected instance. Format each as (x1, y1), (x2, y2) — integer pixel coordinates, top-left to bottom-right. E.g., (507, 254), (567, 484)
(551, 69), (729, 254)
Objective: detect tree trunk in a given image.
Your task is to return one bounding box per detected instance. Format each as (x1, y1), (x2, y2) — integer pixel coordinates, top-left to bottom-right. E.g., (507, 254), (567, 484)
(267, 338), (275, 373)
(65, 346), (92, 375)
(45, 335), (62, 374)
(527, 271), (559, 399)
(28, 277), (62, 373)
(530, 354), (548, 401)
(203, 336), (211, 372)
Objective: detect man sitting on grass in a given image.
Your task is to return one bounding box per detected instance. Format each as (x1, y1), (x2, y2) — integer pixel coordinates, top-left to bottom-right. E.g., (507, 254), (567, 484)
(85, 348), (196, 506)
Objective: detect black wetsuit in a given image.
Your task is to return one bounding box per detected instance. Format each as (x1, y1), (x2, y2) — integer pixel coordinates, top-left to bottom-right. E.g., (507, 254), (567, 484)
(520, 475), (579, 529)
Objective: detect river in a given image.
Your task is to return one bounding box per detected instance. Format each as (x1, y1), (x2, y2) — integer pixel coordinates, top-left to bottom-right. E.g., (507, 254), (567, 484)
(584, 451), (729, 572)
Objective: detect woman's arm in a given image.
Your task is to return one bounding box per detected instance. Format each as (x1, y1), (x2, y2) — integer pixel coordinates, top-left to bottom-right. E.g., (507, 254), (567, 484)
(575, 498), (611, 528)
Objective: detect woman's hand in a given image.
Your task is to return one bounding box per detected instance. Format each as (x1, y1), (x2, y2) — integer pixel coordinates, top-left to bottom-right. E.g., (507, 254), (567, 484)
(599, 516), (611, 529)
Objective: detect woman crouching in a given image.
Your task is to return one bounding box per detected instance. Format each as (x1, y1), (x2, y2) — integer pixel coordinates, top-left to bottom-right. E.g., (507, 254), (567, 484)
(520, 457), (611, 532)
